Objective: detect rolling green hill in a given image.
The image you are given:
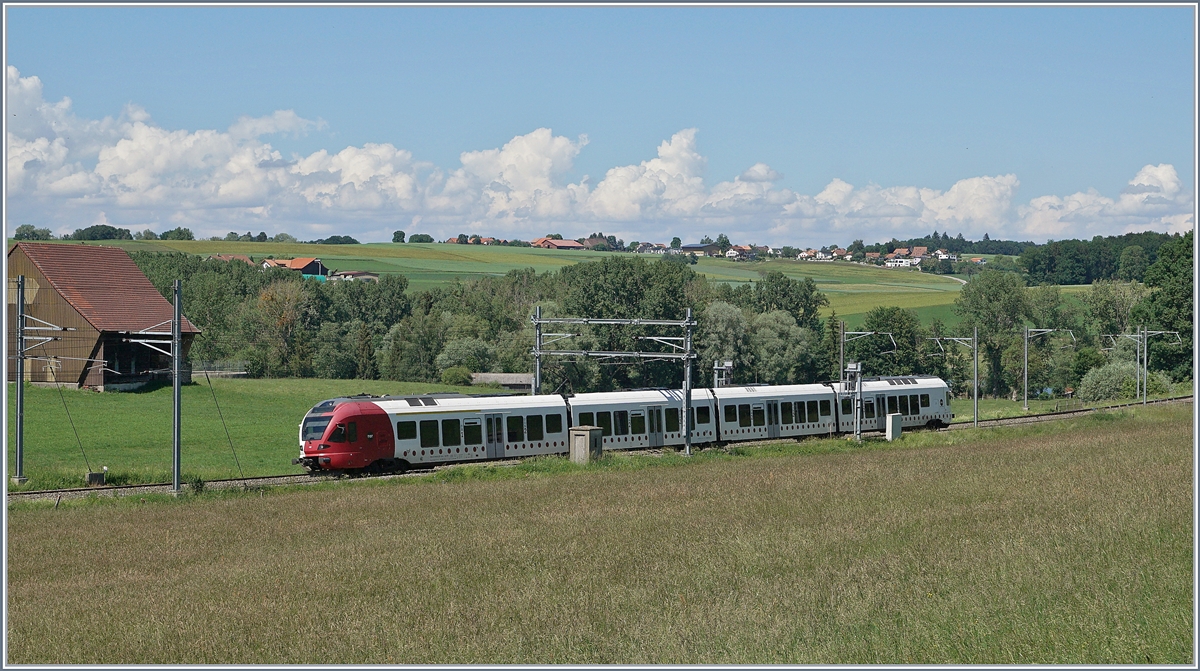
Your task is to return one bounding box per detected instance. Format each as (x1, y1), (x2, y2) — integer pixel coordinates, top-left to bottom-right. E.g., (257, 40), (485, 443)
(9, 239), (966, 326)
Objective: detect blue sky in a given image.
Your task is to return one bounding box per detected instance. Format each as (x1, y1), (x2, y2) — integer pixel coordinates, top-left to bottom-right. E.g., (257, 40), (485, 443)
(5, 5), (1195, 246)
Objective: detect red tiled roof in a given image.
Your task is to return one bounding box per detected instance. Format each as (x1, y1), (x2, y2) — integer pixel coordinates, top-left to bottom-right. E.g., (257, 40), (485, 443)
(10, 242), (199, 334)
(286, 257), (318, 270)
(210, 254), (254, 265)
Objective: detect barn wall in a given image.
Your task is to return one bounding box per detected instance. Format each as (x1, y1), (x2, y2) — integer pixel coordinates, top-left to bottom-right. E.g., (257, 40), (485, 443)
(7, 250), (100, 386)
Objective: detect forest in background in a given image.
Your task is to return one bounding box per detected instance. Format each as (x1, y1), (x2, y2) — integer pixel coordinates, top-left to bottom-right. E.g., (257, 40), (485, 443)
(130, 228), (1191, 402)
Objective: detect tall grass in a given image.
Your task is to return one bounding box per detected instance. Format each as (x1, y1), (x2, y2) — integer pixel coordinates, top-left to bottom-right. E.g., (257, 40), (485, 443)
(6, 405), (1192, 664)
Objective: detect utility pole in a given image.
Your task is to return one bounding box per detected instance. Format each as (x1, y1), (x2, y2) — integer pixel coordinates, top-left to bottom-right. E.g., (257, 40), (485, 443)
(683, 308), (693, 457)
(839, 320), (845, 384)
(533, 305), (542, 395)
(973, 327), (979, 428)
(173, 279), (182, 494)
(13, 276), (26, 485)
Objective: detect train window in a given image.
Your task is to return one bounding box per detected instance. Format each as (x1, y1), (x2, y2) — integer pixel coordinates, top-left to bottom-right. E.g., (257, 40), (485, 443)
(687, 408), (695, 431)
(819, 400), (831, 417)
(665, 408), (680, 433)
(841, 398), (852, 416)
(738, 404), (752, 427)
(419, 420), (439, 448)
(781, 402), (793, 424)
(920, 394), (930, 408)
(579, 412), (594, 427)
(597, 412), (612, 436)
(696, 406), (711, 425)
(302, 416), (331, 441)
(794, 402), (805, 423)
(910, 395), (920, 414)
(527, 415), (544, 441)
(631, 412), (646, 435)
(464, 420), (482, 445)
(752, 405), (765, 427)
(887, 396), (898, 415)
(614, 411), (629, 436)
(807, 400), (819, 422)
(396, 421), (417, 441)
(507, 416), (525, 443)
(347, 422), (357, 443)
(441, 419), (461, 446)
(864, 400), (875, 419)
(725, 405), (738, 423)
(898, 395), (910, 415)
(546, 414), (563, 434)
(328, 423), (347, 442)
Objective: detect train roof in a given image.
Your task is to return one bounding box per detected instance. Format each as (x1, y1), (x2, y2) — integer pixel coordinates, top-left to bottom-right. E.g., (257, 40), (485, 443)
(374, 394), (568, 415)
(831, 376), (949, 394)
(568, 388), (716, 407)
(710, 383), (834, 400)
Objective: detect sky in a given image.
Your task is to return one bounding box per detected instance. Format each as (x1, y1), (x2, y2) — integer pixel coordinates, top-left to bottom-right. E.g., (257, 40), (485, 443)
(4, 5), (1196, 247)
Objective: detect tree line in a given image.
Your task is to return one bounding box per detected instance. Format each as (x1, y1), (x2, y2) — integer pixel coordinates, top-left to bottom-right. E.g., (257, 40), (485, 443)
(132, 229), (1190, 403)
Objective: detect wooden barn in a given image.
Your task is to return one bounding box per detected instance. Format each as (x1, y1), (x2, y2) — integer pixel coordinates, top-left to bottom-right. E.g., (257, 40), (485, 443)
(7, 242), (200, 390)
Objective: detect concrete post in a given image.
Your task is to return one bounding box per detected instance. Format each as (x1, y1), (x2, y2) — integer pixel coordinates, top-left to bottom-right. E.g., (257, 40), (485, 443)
(569, 426), (603, 464)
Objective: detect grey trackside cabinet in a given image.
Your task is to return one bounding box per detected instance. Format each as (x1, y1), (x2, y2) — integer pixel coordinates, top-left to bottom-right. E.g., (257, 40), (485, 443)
(886, 413), (903, 442)
(569, 426), (604, 464)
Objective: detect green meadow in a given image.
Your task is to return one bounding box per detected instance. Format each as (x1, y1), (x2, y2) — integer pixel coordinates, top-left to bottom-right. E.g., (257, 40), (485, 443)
(30, 239), (967, 326)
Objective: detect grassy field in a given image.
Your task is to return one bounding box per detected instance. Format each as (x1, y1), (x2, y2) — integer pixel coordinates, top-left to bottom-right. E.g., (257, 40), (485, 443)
(6, 376), (1185, 490)
(20, 239), (965, 326)
(6, 404), (1192, 663)
(4, 378), (507, 490)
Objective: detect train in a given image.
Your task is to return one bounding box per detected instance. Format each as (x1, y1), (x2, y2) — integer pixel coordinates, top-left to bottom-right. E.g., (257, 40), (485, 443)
(293, 376), (953, 474)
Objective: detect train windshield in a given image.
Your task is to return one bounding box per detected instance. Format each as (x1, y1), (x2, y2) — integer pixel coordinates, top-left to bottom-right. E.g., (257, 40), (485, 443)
(302, 415), (332, 441)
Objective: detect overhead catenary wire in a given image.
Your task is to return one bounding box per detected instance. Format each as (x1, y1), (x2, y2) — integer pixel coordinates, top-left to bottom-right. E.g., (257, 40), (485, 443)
(203, 369), (245, 479)
(49, 367), (92, 474)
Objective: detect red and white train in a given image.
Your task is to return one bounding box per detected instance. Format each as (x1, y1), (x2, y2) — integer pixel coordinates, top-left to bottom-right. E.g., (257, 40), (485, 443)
(293, 376), (953, 473)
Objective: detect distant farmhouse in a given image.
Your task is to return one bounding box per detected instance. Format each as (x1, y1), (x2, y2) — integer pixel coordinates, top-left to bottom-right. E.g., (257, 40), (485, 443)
(261, 257), (329, 278)
(531, 237), (586, 250)
(7, 242), (200, 390)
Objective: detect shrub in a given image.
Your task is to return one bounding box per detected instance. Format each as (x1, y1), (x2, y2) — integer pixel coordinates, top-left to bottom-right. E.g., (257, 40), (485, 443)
(441, 366), (473, 386)
(1076, 362), (1171, 401)
(1077, 361), (1136, 402)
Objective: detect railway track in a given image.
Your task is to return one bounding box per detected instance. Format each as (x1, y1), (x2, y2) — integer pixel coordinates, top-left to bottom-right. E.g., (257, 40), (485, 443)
(8, 395), (1191, 505)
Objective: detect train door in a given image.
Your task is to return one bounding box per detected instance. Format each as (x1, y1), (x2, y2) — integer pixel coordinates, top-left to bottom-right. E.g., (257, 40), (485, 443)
(647, 406), (664, 447)
(766, 400), (780, 439)
(485, 413), (505, 458)
(876, 394), (889, 431)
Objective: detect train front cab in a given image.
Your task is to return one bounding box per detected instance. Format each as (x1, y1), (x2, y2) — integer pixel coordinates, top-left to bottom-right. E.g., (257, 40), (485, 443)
(295, 401), (394, 472)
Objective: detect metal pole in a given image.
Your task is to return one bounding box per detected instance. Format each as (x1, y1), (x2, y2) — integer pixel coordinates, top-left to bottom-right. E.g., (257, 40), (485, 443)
(839, 320), (845, 384)
(683, 308), (693, 457)
(1142, 325), (1148, 406)
(1023, 326), (1029, 411)
(533, 305), (542, 395)
(173, 279), (182, 494)
(13, 276), (27, 485)
(973, 326), (979, 428)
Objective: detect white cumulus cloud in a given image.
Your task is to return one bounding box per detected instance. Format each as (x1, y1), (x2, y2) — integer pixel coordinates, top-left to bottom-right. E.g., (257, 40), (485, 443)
(5, 66), (1193, 245)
